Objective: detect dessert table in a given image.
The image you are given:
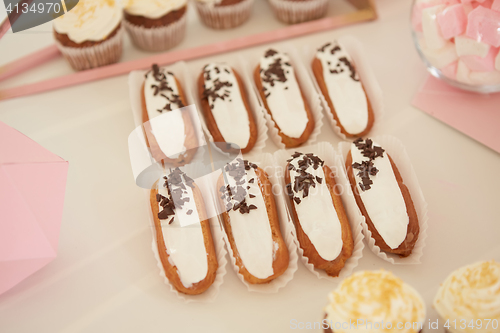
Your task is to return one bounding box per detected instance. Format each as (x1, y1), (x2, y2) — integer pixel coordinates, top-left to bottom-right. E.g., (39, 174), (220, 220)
(0, 0), (499, 332)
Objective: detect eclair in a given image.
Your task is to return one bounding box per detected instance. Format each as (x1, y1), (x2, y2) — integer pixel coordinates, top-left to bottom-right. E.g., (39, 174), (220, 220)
(198, 63), (258, 154)
(345, 138), (419, 257)
(151, 168), (218, 295)
(217, 159), (289, 284)
(142, 64), (198, 166)
(254, 49), (315, 148)
(312, 41), (374, 137)
(285, 152), (354, 277)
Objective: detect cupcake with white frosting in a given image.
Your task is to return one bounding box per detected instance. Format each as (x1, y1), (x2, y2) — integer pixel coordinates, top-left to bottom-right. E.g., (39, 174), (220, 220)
(194, 0), (254, 29)
(123, 0), (188, 52)
(324, 270), (426, 333)
(269, 0), (328, 25)
(434, 260), (500, 333)
(53, 0), (123, 71)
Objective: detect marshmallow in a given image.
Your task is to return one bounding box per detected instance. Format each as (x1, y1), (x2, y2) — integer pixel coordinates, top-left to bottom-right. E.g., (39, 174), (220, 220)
(495, 48), (500, 70)
(469, 70), (500, 84)
(437, 4), (467, 39)
(455, 35), (490, 57)
(441, 60), (459, 78)
(460, 0), (473, 3)
(492, 0), (500, 11)
(460, 46), (499, 71)
(466, 6), (500, 47)
(423, 5), (447, 49)
(421, 41), (459, 68)
(456, 60), (472, 83)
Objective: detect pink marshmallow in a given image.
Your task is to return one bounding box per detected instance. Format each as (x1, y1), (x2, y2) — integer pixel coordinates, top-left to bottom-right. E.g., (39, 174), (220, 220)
(460, 46), (499, 71)
(460, 0), (474, 3)
(466, 6), (500, 47)
(479, 0), (494, 8)
(492, 0), (500, 11)
(412, 0), (444, 31)
(437, 4), (467, 39)
(444, 0), (460, 4)
(441, 61), (459, 79)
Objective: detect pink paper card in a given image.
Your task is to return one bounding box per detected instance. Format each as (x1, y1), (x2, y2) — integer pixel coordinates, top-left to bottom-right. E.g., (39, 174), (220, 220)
(412, 75), (500, 153)
(0, 121), (68, 295)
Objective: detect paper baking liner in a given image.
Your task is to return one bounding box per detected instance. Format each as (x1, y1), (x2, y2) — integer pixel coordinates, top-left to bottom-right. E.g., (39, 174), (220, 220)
(268, 0), (328, 24)
(338, 136), (429, 265)
(123, 14), (187, 52)
(210, 153), (299, 292)
(242, 46), (323, 150)
(184, 58), (268, 155)
(303, 36), (384, 140)
(55, 26), (124, 71)
(273, 142), (365, 280)
(195, 0), (254, 29)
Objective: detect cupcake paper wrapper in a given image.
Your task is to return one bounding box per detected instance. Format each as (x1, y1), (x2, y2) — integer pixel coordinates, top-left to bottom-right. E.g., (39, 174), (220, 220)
(211, 153), (299, 293)
(195, 0), (254, 29)
(338, 135), (429, 265)
(124, 14), (187, 52)
(128, 62), (228, 302)
(185, 57), (268, 156)
(242, 46), (323, 150)
(303, 36), (385, 141)
(55, 26), (124, 71)
(273, 142), (365, 281)
(269, 0), (328, 24)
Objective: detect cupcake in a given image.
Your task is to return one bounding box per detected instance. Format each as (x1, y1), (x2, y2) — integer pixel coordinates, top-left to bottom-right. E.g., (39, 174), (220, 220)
(323, 270), (426, 333)
(194, 0), (254, 29)
(123, 0), (187, 52)
(434, 260), (500, 333)
(53, 0), (123, 71)
(269, 0), (328, 24)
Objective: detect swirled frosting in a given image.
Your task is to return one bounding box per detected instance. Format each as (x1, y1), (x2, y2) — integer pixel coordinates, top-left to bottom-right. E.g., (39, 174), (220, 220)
(53, 0), (122, 44)
(434, 261), (500, 333)
(124, 0), (187, 19)
(325, 270), (426, 333)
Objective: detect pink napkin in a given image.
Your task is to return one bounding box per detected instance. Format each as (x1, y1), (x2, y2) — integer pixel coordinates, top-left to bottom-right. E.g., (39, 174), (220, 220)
(0, 122), (68, 295)
(412, 75), (500, 153)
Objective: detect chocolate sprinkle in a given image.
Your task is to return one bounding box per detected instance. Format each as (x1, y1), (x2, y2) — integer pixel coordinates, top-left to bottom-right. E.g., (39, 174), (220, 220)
(260, 50), (289, 92)
(156, 168), (196, 221)
(148, 64), (185, 113)
(352, 138), (385, 191)
(219, 159), (259, 215)
(286, 152), (325, 204)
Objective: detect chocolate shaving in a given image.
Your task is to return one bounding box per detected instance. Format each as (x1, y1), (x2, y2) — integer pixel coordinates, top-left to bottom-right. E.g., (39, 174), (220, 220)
(148, 64), (185, 113)
(260, 51), (289, 89)
(219, 159), (259, 215)
(352, 138), (385, 192)
(156, 168), (196, 220)
(286, 152), (325, 204)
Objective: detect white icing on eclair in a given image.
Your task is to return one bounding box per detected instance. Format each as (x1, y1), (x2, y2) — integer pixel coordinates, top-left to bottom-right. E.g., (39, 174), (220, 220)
(202, 63), (251, 150)
(434, 261), (500, 333)
(325, 270), (426, 333)
(124, 0), (187, 19)
(350, 139), (408, 249)
(156, 169), (208, 288)
(144, 64), (186, 159)
(220, 159), (274, 280)
(53, 0), (122, 44)
(316, 41), (369, 135)
(286, 152), (342, 261)
(259, 49), (308, 139)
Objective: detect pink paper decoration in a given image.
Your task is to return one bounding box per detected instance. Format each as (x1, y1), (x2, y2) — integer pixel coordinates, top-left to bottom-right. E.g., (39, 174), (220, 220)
(438, 4), (468, 39)
(0, 122), (68, 295)
(466, 6), (500, 47)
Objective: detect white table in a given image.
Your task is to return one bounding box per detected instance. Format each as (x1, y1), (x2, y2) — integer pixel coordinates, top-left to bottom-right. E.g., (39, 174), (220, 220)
(1, 1), (499, 332)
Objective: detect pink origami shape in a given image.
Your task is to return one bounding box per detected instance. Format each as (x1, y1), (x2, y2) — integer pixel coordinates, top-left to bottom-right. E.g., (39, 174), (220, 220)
(466, 6), (500, 47)
(438, 4), (467, 39)
(0, 122), (68, 295)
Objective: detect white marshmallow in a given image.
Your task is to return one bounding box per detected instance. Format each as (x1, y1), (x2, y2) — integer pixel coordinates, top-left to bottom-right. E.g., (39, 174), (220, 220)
(456, 60), (472, 84)
(469, 70), (500, 85)
(422, 5), (447, 49)
(455, 35), (490, 58)
(495, 49), (500, 71)
(421, 41), (459, 68)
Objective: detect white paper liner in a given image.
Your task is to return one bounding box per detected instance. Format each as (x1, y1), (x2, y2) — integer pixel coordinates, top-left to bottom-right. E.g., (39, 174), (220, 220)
(268, 0), (328, 24)
(128, 63), (228, 302)
(55, 26), (124, 71)
(303, 36), (385, 140)
(123, 14), (187, 52)
(273, 142), (365, 280)
(242, 46), (324, 150)
(195, 0), (254, 29)
(338, 135), (429, 265)
(185, 58), (268, 155)
(211, 153), (299, 292)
